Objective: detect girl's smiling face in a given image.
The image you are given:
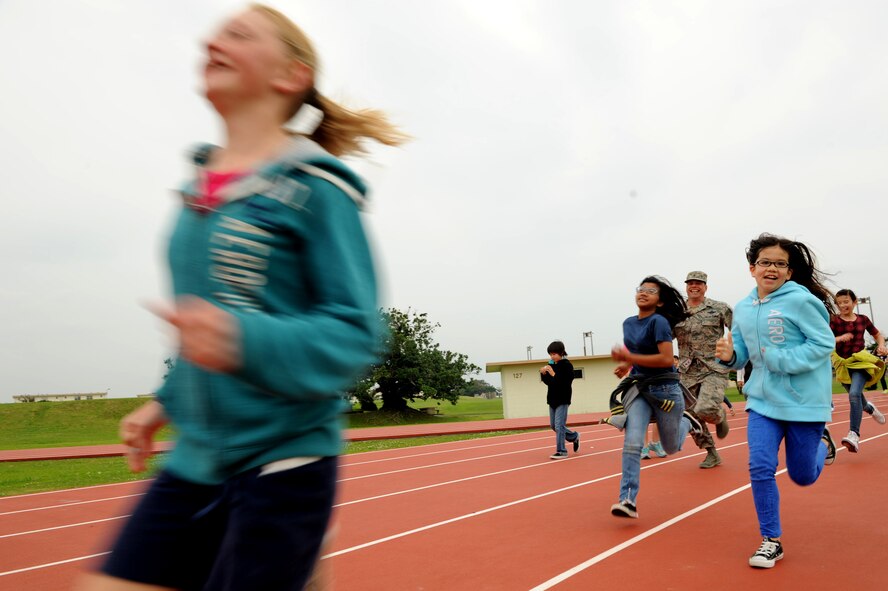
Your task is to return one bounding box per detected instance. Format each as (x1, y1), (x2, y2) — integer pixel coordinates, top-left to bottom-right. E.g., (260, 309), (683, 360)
(750, 245), (793, 297)
(835, 294), (856, 317)
(202, 10), (302, 106)
(635, 282), (662, 311)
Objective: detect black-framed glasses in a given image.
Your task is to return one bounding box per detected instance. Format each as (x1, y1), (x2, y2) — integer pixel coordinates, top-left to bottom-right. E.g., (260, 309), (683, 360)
(636, 286), (659, 294)
(755, 260), (790, 269)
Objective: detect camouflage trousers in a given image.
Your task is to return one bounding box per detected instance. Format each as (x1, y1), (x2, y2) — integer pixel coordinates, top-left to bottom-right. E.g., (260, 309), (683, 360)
(682, 372), (728, 450)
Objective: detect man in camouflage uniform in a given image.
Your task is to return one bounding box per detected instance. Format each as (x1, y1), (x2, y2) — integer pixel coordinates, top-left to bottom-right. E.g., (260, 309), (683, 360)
(674, 271), (733, 469)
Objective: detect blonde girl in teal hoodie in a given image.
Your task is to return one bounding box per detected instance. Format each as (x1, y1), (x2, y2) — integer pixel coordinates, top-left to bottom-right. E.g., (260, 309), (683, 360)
(716, 233), (837, 569)
(79, 5), (405, 591)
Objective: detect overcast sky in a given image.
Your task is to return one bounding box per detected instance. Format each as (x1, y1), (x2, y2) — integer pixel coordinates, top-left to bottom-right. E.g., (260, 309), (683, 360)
(1, 1), (886, 403)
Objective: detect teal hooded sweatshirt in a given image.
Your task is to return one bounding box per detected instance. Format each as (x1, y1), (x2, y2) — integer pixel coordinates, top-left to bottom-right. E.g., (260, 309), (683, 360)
(722, 281), (834, 423)
(156, 137), (380, 484)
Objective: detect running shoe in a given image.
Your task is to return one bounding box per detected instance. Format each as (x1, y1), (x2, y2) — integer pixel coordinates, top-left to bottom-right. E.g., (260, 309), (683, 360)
(610, 500), (638, 519)
(749, 538), (783, 568)
(550, 451), (568, 459)
(841, 430), (860, 453)
(870, 404), (886, 425)
(649, 441), (667, 458)
(822, 427), (837, 465)
(572, 434), (581, 453)
(640, 445), (650, 459)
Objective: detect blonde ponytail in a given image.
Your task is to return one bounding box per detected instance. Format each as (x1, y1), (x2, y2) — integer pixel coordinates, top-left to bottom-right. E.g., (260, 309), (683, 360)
(251, 4), (408, 157)
(307, 92), (408, 157)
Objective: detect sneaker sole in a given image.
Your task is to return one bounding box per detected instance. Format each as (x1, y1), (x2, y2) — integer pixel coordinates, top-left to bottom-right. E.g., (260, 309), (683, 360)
(873, 414), (886, 425)
(749, 554), (783, 568)
(841, 440), (859, 453)
(610, 504), (638, 519)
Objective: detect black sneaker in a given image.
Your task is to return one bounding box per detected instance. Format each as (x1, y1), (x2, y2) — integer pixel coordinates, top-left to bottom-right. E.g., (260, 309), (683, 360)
(610, 500), (638, 519)
(572, 434), (580, 453)
(683, 410), (704, 435)
(748, 537), (783, 568)
(549, 451), (568, 460)
(822, 427), (837, 465)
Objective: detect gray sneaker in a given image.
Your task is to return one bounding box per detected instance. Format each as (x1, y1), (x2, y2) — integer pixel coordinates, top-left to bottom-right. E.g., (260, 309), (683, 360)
(870, 404), (886, 425)
(841, 431), (860, 453)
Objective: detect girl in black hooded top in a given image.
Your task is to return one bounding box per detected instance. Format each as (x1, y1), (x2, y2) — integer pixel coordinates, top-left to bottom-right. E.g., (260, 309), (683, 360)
(541, 340), (579, 459)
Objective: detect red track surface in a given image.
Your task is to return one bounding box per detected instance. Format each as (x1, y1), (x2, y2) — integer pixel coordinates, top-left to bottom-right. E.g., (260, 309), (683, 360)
(1, 393), (886, 590)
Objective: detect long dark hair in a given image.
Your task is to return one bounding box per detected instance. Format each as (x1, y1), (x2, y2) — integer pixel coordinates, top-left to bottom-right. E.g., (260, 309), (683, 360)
(745, 233), (835, 315)
(640, 275), (688, 329)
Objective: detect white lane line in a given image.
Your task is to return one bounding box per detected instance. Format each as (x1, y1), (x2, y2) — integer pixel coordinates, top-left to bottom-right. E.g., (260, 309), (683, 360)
(528, 430), (885, 589)
(0, 480), (149, 502)
(0, 552), (110, 578)
(0, 494), (143, 517)
(344, 433), (553, 466)
(527, 478), (762, 591)
(343, 427), (612, 467)
(341, 433), (623, 482)
(0, 515), (129, 539)
(339, 444), (563, 482)
(323, 446), (742, 559)
(336, 448), (621, 508)
(345, 425), (614, 459)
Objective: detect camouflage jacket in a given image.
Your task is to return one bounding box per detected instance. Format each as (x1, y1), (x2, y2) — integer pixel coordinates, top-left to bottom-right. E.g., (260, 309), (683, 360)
(674, 297), (733, 376)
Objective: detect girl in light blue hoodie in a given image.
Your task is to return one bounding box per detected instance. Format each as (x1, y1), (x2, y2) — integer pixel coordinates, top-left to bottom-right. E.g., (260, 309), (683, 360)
(716, 233), (837, 570)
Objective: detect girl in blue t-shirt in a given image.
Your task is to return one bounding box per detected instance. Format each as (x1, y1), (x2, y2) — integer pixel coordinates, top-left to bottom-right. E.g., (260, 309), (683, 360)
(609, 276), (697, 518)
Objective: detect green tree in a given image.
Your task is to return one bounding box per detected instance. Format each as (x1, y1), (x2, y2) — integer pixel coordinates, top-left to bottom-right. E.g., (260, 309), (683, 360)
(359, 308), (480, 411)
(460, 378), (499, 399)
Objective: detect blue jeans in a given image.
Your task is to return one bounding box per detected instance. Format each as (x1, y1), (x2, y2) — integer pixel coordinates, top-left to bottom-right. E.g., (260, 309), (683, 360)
(747, 410), (827, 538)
(619, 382), (690, 504)
(843, 368), (874, 435)
(549, 404), (578, 453)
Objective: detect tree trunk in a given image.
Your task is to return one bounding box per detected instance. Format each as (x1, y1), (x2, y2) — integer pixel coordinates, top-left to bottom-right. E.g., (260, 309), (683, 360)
(380, 389), (409, 411)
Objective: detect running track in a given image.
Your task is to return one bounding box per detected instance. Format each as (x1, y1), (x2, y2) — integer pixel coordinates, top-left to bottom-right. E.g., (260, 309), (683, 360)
(1, 394), (886, 590)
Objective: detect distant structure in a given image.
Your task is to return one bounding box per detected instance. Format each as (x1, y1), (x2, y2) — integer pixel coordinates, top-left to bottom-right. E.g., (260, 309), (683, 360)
(486, 355), (614, 419)
(12, 392), (109, 403)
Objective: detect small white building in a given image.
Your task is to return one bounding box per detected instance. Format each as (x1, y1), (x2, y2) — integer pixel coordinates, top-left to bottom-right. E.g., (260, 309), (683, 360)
(12, 392), (108, 403)
(486, 355), (617, 419)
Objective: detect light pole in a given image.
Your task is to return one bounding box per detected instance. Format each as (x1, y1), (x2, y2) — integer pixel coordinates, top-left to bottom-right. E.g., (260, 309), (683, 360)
(583, 331), (594, 356)
(526, 345), (533, 360)
(857, 297), (874, 323)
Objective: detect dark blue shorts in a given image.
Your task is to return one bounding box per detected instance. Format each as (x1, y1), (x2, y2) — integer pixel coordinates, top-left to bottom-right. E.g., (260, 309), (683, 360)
(101, 456), (337, 591)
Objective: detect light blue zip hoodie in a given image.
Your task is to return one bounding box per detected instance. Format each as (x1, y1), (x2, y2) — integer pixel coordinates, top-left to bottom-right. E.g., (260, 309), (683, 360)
(156, 137), (381, 485)
(722, 281), (834, 422)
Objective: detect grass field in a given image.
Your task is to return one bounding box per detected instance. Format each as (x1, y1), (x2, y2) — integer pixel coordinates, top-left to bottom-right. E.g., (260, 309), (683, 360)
(0, 396), (509, 497)
(0, 386), (852, 497)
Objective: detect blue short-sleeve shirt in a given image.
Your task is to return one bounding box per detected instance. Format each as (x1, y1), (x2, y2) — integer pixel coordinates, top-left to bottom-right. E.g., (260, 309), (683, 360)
(622, 313), (675, 377)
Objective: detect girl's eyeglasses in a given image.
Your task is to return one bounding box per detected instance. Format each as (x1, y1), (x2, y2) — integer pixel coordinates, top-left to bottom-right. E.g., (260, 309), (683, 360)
(754, 260), (790, 269)
(636, 286), (659, 294)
